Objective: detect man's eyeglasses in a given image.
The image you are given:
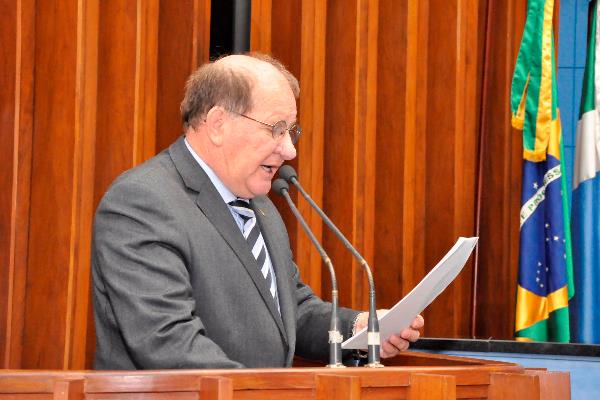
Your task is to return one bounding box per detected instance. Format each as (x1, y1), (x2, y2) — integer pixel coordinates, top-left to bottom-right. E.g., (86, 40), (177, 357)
(232, 112), (301, 144)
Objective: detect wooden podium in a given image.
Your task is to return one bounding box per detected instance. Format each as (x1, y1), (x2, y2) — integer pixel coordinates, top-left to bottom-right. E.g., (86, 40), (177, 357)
(0, 351), (570, 399)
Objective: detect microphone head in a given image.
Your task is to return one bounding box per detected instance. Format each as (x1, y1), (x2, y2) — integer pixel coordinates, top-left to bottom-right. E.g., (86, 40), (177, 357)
(278, 165), (297, 182)
(271, 178), (289, 196)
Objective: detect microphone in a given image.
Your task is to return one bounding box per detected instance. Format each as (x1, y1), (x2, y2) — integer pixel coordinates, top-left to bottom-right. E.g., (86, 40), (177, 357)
(272, 178), (345, 368)
(278, 166), (382, 368)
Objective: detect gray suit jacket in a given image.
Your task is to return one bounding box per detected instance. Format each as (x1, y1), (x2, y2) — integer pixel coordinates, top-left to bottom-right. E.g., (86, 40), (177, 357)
(92, 136), (359, 369)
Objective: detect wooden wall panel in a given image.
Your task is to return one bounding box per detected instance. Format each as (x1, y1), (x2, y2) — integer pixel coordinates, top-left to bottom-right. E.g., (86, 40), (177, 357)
(422, 0), (461, 335)
(272, 0), (321, 295)
(0, 0), (212, 369)
(251, 0), (328, 294)
(261, 0), (510, 339)
(323, 0), (364, 309)
(295, 0), (328, 296)
(351, 0), (379, 310)
(251, 0), (272, 53)
(156, 0), (211, 153)
(474, 0), (527, 339)
(94, 0), (137, 207)
(133, 0), (159, 164)
(0, 0), (35, 369)
(373, 0), (408, 309)
(258, 0), (304, 285)
(0, 0), (532, 369)
(94, 0), (211, 208)
(419, 0), (480, 338)
(67, 0), (99, 370)
(374, 1), (428, 309)
(0, 0), (18, 366)
(23, 0), (78, 368)
(89, 0), (211, 366)
(88, 0), (140, 369)
(21, 0), (98, 369)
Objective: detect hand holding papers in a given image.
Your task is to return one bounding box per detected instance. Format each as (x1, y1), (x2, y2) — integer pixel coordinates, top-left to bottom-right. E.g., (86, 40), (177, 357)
(342, 237), (478, 350)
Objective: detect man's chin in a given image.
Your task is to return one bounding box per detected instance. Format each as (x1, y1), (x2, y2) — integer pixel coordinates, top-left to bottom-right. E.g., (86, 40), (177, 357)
(244, 182), (272, 199)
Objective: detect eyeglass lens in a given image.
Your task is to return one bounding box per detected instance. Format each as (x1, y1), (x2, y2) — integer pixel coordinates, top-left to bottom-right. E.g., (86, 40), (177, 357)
(272, 120), (301, 144)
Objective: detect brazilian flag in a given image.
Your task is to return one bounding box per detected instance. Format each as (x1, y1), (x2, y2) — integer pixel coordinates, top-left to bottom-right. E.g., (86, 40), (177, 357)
(510, 0), (574, 342)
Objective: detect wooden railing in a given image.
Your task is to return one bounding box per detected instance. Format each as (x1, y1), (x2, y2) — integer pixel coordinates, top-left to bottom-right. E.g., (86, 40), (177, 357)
(0, 352), (570, 399)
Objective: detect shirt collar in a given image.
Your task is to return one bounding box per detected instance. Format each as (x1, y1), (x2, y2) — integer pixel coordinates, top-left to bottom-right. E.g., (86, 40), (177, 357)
(184, 137), (239, 204)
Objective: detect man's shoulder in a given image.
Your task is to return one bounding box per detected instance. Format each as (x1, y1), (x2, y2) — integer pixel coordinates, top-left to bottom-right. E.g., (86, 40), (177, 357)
(99, 147), (184, 207)
(121, 146), (180, 184)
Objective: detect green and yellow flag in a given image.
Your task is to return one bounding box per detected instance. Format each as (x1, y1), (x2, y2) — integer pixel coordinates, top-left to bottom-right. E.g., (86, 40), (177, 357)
(510, 0), (574, 342)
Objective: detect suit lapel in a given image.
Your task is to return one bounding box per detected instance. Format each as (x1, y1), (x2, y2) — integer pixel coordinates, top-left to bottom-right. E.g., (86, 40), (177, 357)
(169, 137), (287, 342)
(252, 197), (295, 353)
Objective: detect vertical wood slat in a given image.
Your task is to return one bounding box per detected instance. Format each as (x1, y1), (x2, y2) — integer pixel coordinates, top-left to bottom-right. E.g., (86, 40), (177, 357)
(0, 0), (17, 367)
(419, 0), (480, 338)
(352, 0), (378, 310)
(64, 0), (99, 370)
(475, 0), (527, 339)
(133, 0), (158, 165)
(402, 0), (428, 301)
(93, 0), (160, 197)
(322, 0), (377, 310)
(94, 0), (137, 206)
(250, 0), (272, 53)
(374, 2), (429, 308)
(192, 0), (212, 67)
(407, 373), (456, 400)
(295, 0), (327, 295)
(450, 0), (480, 337)
(253, 0), (322, 301)
(22, 0), (82, 369)
(156, 0), (211, 154)
(261, 0), (304, 284)
(315, 374), (361, 400)
(322, 1), (358, 309)
(85, 0), (141, 365)
(422, 0), (461, 335)
(0, 0), (35, 369)
(253, 0), (328, 297)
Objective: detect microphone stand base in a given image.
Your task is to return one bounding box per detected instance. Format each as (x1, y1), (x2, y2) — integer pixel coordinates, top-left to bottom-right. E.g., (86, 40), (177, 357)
(325, 363), (346, 368)
(364, 362), (384, 368)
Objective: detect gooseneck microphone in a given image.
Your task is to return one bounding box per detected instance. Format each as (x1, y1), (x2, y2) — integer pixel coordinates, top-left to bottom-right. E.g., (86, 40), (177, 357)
(278, 166), (382, 368)
(272, 178), (345, 368)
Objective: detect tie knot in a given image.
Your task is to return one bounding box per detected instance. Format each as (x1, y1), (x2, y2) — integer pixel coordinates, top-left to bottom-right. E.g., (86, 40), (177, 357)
(228, 199), (254, 222)
(229, 199), (251, 209)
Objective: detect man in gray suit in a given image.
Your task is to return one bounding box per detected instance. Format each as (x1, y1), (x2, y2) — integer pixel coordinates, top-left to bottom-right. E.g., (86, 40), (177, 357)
(92, 53), (424, 369)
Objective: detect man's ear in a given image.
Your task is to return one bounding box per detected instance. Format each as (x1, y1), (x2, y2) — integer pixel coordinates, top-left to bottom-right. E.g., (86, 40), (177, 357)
(205, 106), (227, 146)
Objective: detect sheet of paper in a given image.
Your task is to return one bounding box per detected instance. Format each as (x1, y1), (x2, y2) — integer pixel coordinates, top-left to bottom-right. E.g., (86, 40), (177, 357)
(341, 236), (478, 350)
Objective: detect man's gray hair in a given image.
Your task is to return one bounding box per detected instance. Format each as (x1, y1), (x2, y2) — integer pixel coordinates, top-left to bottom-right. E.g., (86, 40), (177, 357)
(180, 53), (299, 130)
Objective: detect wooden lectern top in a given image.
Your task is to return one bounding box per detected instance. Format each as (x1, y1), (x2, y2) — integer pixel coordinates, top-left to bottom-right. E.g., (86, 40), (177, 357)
(0, 351), (570, 400)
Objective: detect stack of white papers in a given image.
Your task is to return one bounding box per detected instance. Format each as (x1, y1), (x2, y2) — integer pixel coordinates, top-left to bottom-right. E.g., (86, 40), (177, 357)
(342, 237), (478, 349)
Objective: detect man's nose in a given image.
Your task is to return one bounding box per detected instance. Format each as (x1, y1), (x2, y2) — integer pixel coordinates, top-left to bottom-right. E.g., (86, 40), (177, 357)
(277, 132), (297, 160)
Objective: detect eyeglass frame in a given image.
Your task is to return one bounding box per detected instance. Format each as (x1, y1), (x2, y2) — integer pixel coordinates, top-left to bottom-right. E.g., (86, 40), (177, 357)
(230, 111), (301, 144)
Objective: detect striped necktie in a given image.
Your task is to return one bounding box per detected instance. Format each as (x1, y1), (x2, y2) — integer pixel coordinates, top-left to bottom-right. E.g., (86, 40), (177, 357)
(228, 200), (280, 312)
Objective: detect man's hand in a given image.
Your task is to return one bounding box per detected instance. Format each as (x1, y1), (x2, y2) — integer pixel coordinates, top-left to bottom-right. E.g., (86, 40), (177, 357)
(353, 311), (424, 358)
